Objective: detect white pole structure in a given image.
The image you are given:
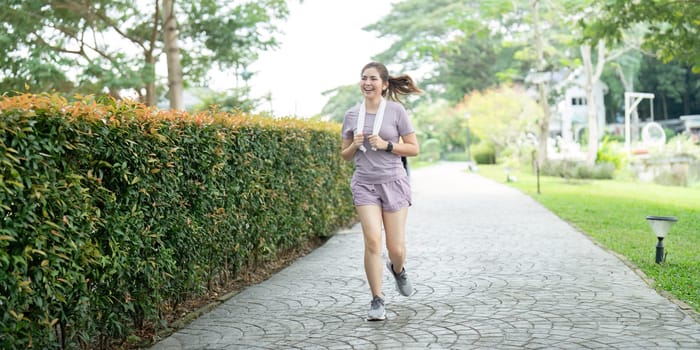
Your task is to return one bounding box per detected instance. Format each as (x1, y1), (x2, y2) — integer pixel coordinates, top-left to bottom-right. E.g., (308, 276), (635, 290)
(624, 92), (655, 153)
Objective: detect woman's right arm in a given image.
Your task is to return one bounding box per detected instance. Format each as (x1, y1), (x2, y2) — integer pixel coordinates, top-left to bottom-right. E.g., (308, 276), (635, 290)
(341, 138), (358, 161)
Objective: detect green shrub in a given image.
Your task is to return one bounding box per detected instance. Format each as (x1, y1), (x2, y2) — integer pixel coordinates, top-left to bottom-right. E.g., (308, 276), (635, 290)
(664, 127), (676, 142)
(579, 162), (615, 179)
(472, 141), (496, 164)
(0, 106), (104, 349)
(591, 163), (616, 179)
(500, 141), (536, 171)
(0, 93), (355, 349)
(596, 136), (626, 170)
(654, 166), (689, 187)
(540, 160), (571, 178)
(601, 131), (624, 143)
(418, 138), (441, 162)
(541, 160), (614, 180)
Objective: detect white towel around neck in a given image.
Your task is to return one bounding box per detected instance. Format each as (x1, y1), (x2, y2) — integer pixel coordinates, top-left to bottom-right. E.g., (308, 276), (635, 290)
(356, 98), (387, 152)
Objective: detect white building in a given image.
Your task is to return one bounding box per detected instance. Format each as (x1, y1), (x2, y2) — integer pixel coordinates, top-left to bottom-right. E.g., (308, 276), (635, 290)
(550, 68), (608, 144)
(525, 68), (608, 159)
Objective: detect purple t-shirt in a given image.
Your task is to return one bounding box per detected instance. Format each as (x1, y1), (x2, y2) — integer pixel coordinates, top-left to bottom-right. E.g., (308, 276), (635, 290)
(341, 100), (415, 184)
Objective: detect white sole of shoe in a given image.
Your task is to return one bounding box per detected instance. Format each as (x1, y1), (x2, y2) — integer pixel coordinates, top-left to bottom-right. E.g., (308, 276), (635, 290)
(366, 315), (386, 321)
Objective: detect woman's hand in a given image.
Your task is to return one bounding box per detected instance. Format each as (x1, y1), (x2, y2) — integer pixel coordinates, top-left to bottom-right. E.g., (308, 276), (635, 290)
(353, 133), (365, 149)
(368, 134), (388, 151)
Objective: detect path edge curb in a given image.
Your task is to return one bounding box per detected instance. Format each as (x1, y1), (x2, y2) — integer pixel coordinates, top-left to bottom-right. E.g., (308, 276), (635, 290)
(571, 222), (700, 324)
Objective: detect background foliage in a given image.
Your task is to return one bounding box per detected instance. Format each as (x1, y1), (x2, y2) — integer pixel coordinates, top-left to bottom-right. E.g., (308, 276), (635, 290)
(0, 0), (290, 106)
(583, 0), (700, 73)
(321, 0), (700, 169)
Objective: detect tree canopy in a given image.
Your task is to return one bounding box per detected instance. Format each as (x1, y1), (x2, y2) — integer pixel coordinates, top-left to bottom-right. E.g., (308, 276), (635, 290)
(362, 0), (525, 102)
(320, 85), (359, 123)
(582, 0), (700, 72)
(0, 0), (290, 106)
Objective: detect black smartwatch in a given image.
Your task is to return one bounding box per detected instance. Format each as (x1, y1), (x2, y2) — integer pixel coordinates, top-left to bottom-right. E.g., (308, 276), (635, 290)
(385, 141), (393, 152)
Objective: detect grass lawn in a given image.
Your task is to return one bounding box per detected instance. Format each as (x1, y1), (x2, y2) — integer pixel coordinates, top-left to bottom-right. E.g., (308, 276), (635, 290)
(476, 164), (700, 316)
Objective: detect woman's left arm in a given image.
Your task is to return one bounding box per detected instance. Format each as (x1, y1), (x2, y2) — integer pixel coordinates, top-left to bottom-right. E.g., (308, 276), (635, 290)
(390, 133), (419, 157)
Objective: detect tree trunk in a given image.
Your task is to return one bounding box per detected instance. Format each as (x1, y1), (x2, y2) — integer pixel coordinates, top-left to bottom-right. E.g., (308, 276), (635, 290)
(162, 0), (184, 110)
(108, 87), (122, 100)
(145, 52), (157, 106)
(661, 94), (668, 120)
(585, 80), (598, 165)
(531, 0), (550, 165)
(145, 82), (157, 106)
(581, 43), (606, 167)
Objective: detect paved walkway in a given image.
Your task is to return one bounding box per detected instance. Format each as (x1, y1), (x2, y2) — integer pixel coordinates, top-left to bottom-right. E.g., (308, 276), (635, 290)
(150, 162), (700, 349)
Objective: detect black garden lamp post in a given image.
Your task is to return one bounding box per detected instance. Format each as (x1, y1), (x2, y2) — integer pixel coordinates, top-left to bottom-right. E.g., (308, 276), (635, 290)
(645, 216), (677, 264)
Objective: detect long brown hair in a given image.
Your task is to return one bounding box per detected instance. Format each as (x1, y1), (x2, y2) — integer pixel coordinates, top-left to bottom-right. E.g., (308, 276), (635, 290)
(361, 62), (422, 104)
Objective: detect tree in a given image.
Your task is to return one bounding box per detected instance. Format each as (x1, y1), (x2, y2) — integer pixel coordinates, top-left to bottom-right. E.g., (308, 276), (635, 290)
(457, 85), (540, 158)
(580, 43), (607, 165)
(581, 1), (700, 158)
(410, 100), (467, 154)
(582, 0), (700, 72)
(579, 32), (640, 165)
(1, 1), (143, 98)
(513, 0), (630, 166)
(601, 53), (700, 128)
(365, 0), (587, 164)
(0, 0), (290, 108)
(424, 35), (523, 104)
(363, 0), (520, 101)
(529, 0), (553, 165)
(162, 0), (184, 109)
(364, 0), (486, 71)
(636, 56), (700, 120)
(610, 50), (643, 138)
(194, 87), (259, 114)
(320, 85), (360, 123)
(519, 0), (643, 166)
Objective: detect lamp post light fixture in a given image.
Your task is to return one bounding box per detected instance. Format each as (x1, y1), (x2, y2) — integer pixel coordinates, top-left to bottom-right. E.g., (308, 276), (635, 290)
(645, 215), (677, 264)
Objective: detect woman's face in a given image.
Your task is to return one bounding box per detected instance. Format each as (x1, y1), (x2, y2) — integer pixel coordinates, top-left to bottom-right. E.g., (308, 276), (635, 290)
(360, 67), (387, 100)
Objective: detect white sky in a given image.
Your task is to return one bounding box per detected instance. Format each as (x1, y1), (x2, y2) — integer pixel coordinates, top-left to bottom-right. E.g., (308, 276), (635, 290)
(210, 0), (395, 118)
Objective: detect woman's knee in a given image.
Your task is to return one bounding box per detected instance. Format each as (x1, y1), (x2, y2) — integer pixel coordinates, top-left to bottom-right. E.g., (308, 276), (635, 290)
(364, 235), (382, 255)
(386, 242), (405, 258)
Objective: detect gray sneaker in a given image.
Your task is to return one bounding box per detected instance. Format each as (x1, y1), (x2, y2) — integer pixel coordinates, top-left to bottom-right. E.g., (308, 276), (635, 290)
(367, 296), (386, 321)
(386, 261), (414, 296)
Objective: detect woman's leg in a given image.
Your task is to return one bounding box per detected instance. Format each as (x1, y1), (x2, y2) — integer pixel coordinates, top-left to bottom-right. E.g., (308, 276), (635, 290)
(383, 207), (408, 272)
(356, 205), (384, 297)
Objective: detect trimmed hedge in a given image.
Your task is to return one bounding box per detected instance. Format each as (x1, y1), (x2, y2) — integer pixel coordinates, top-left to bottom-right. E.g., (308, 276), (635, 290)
(0, 94), (355, 349)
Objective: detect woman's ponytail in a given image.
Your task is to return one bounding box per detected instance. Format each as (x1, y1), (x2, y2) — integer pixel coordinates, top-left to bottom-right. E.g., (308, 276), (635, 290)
(361, 61), (422, 104)
(386, 74), (422, 104)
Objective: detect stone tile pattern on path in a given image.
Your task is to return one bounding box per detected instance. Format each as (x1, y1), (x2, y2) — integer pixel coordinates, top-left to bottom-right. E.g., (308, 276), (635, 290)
(151, 162), (700, 349)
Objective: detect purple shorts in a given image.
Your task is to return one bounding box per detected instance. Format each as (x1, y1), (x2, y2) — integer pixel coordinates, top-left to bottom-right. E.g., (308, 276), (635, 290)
(350, 177), (412, 212)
